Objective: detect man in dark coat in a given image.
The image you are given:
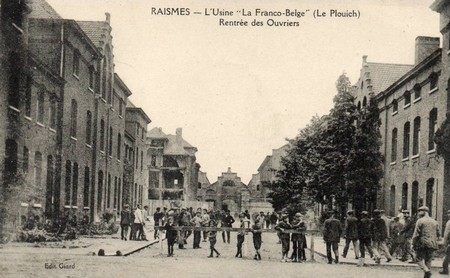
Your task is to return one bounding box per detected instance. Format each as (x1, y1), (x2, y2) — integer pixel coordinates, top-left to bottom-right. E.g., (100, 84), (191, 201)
(342, 210), (359, 259)
(323, 210), (342, 264)
(120, 204), (131, 241)
(357, 211), (373, 266)
(399, 210), (417, 262)
(275, 214), (292, 262)
(222, 210), (235, 244)
(153, 207), (163, 239)
(372, 209), (392, 264)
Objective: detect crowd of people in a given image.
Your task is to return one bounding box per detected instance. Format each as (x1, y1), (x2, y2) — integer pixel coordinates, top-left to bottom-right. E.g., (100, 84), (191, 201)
(322, 206), (442, 278)
(119, 203), (449, 278)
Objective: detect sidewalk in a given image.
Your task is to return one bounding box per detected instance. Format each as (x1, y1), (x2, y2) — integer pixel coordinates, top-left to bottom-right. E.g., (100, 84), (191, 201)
(310, 236), (444, 269)
(0, 225), (160, 257)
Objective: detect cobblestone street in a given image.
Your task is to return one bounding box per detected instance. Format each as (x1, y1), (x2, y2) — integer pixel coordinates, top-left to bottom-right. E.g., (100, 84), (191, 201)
(0, 232), (430, 278)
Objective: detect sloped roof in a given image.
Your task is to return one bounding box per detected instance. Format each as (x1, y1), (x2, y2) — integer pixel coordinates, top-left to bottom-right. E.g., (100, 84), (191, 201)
(76, 21), (108, 48)
(257, 155), (272, 173)
(164, 136), (191, 156)
(166, 134), (194, 149)
(366, 63), (414, 94)
(147, 127), (167, 139)
(198, 171), (211, 186)
(29, 0), (62, 19)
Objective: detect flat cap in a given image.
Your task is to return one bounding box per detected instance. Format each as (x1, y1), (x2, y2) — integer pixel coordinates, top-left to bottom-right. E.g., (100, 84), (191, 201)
(361, 211), (369, 215)
(418, 206), (429, 212)
(402, 210), (410, 214)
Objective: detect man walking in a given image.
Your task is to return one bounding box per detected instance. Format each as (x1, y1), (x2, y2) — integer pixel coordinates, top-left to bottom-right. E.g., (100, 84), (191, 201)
(440, 210), (450, 275)
(357, 211), (373, 267)
(190, 211), (203, 249)
(120, 204), (131, 241)
(372, 209), (392, 264)
(222, 210), (235, 244)
(413, 206), (439, 278)
(133, 204), (144, 241)
(323, 210), (342, 264)
(342, 210), (359, 259)
(153, 207), (163, 239)
(400, 210), (418, 263)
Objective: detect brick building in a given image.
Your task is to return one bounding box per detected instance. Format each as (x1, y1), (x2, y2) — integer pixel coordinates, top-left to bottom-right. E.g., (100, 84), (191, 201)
(146, 127), (200, 203)
(349, 1), (450, 225)
(0, 0), (151, 227)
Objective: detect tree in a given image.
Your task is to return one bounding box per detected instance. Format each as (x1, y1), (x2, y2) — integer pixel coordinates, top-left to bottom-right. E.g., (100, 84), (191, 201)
(346, 96), (383, 213)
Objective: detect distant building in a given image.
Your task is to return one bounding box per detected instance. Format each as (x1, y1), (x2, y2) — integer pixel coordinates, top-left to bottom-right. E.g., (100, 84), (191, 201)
(146, 127), (200, 203)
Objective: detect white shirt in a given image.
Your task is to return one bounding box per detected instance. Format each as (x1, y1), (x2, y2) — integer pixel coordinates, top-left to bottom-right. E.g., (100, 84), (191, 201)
(134, 208), (143, 224)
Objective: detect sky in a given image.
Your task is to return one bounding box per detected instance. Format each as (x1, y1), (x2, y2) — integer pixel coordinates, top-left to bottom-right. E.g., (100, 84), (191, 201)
(46, 0), (441, 183)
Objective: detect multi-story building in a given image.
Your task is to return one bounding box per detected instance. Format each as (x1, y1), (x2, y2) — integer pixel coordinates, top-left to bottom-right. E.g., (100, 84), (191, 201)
(351, 31), (448, 224)
(0, 0), (151, 227)
(146, 127), (200, 203)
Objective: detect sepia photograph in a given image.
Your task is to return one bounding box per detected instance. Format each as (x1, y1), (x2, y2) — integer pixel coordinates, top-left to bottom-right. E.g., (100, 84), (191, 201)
(0, 0), (449, 277)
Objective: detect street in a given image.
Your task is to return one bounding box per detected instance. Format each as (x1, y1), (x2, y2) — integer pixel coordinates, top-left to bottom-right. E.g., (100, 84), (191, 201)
(0, 232), (427, 278)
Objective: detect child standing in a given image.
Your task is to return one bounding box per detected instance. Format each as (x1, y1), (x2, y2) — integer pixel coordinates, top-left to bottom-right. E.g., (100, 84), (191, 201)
(252, 217), (263, 260)
(275, 214), (291, 262)
(207, 219), (220, 258)
(165, 216), (177, 257)
(235, 214), (246, 258)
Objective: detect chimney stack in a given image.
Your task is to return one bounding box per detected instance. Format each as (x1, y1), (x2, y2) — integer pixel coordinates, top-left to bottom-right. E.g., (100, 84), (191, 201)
(105, 12), (111, 24)
(176, 128), (182, 143)
(415, 36), (440, 64)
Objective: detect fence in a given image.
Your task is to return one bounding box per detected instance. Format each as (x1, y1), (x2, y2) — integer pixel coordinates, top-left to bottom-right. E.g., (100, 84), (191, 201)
(155, 225), (321, 261)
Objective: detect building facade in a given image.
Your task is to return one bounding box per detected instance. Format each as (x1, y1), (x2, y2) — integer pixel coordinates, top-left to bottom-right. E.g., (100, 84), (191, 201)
(0, 0), (151, 227)
(146, 127), (200, 203)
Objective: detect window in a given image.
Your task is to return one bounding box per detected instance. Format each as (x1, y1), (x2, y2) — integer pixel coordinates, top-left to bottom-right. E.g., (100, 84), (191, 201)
(37, 92), (45, 124)
(45, 155), (54, 216)
(114, 176), (118, 209)
(86, 111), (92, 145)
(412, 181), (419, 215)
(100, 119), (105, 151)
(141, 128), (145, 140)
(72, 163), (78, 206)
(108, 126), (113, 156)
(392, 99), (398, 114)
(34, 152), (42, 188)
(107, 174), (111, 208)
(426, 178), (434, 216)
(73, 50), (80, 77)
(70, 99), (77, 137)
(89, 67), (95, 90)
(101, 60), (107, 100)
(119, 99), (123, 116)
(136, 147), (139, 169)
(401, 183), (408, 210)
(65, 160), (71, 205)
(429, 108), (438, 151)
(97, 171), (103, 212)
(413, 117), (421, 156)
(391, 128), (397, 162)
(141, 151), (143, 171)
(362, 96), (367, 107)
(49, 99), (57, 129)
(83, 167), (90, 208)
(117, 133), (121, 159)
(404, 91), (411, 107)
(4, 139), (18, 180)
(414, 85), (421, 100)
(25, 76), (32, 117)
(390, 185), (396, 216)
(151, 155), (156, 167)
(357, 101), (361, 110)
(256, 184), (260, 191)
(23, 146), (29, 173)
(403, 122), (410, 158)
(430, 73), (438, 92)
(8, 52), (20, 109)
(118, 178), (122, 212)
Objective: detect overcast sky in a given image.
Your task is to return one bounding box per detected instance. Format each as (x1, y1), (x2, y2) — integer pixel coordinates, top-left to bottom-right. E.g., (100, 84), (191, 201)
(47, 0), (440, 183)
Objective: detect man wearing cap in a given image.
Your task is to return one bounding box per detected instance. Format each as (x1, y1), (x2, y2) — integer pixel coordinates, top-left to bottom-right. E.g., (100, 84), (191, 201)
(357, 211), (373, 267)
(221, 210), (235, 244)
(342, 210), (359, 259)
(413, 206), (440, 278)
(120, 204), (131, 241)
(440, 210), (450, 275)
(399, 210), (417, 263)
(323, 210), (342, 264)
(372, 209), (393, 264)
(178, 207), (190, 249)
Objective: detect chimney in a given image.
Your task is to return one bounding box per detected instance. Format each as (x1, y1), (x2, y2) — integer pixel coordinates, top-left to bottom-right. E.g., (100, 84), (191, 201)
(362, 55), (368, 65)
(228, 167), (231, 172)
(105, 12), (111, 24)
(415, 36), (440, 64)
(176, 128), (182, 143)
